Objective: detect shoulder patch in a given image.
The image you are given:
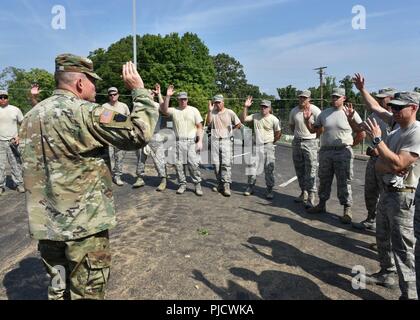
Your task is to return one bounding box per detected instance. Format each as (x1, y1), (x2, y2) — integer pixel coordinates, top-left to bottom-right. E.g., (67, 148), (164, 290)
(100, 110), (114, 124)
(114, 113), (128, 122)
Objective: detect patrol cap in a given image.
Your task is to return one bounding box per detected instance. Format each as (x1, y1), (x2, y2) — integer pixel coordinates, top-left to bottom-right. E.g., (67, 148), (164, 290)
(108, 87), (118, 94)
(332, 88), (346, 97)
(213, 94), (224, 102)
(177, 92), (188, 99)
(55, 53), (102, 80)
(388, 91), (420, 107)
(260, 100), (272, 107)
(298, 90), (311, 98)
(0, 89), (8, 96)
(375, 88), (397, 99)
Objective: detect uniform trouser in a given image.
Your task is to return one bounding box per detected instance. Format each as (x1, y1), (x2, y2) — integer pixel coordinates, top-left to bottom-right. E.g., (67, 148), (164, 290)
(318, 147), (353, 206)
(364, 156), (381, 219)
(292, 138), (319, 193)
(414, 183), (420, 297)
(109, 147), (125, 178)
(211, 138), (233, 184)
(246, 143), (275, 188)
(376, 191), (417, 299)
(135, 138), (167, 178)
(38, 230), (111, 300)
(0, 140), (23, 188)
(175, 139), (201, 185)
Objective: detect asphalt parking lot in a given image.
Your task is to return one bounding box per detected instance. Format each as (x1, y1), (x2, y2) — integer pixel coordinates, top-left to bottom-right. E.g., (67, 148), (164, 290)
(0, 145), (400, 300)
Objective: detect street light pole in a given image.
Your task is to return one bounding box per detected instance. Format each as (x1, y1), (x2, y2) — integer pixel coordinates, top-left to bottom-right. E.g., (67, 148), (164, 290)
(133, 0), (137, 67)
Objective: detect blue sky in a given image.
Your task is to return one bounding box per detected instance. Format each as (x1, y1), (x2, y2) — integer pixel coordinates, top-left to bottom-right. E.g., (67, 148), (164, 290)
(1, 0), (420, 97)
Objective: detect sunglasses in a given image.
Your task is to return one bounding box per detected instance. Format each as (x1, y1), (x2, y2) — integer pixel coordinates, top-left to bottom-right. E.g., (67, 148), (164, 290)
(108, 93), (118, 97)
(0, 95), (8, 99)
(389, 104), (411, 112)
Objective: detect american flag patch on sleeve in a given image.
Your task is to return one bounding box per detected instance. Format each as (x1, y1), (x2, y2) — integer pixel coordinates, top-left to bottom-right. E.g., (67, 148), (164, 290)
(100, 110), (114, 124)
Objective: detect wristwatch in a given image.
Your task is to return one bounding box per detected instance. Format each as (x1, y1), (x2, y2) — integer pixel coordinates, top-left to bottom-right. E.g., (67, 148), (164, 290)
(372, 136), (382, 147)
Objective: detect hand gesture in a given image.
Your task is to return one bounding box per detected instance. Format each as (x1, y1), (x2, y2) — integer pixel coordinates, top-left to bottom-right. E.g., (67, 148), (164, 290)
(30, 83), (40, 96)
(303, 107), (312, 121)
(344, 102), (355, 119)
(166, 85), (175, 97)
(244, 96), (253, 108)
(196, 140), (203, 152)
(353, 73), (365, 91)
(208, 100), (214, 112)
(363, 118), (382, 139)
(122, 61), (144, 90)
(152, 83), (161, 95)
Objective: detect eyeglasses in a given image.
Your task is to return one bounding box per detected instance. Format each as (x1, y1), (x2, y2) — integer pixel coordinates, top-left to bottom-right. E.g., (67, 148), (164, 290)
(0, 95), (8, 99)
(389, 104), (411, 112)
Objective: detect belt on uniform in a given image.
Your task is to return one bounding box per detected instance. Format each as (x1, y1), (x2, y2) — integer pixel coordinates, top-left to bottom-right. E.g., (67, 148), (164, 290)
(293, 138), (316, 142)
(385, 186), (416, 193)
(320, 145), (349, 151)
(176, 137), (195, 141)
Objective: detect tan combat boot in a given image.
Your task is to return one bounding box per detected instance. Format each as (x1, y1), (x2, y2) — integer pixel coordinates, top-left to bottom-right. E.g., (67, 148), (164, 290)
(156, 178), (167, 192)
(222, 183), (231, 197)
(306, 200), (326, 214)
(132, 176), (145, 188)
(243, 185), (254, 196)
(340, 206), (352, 224)
(113, 176), (124, 186)
(294, 190), (308, 203)
(305, 192), (316, 209)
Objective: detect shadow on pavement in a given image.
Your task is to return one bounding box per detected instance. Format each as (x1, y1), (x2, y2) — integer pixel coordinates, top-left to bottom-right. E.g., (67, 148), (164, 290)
(3, 257), (48, 300)
(244, 236), (385, 300)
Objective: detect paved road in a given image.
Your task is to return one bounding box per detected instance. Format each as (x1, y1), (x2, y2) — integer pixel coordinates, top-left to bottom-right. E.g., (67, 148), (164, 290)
(0, 145), (400, 300)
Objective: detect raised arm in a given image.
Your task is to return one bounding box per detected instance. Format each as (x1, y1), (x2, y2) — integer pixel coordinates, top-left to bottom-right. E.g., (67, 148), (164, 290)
(206, 100), (214, 127)
(161, 85), (175, 115)
(240, 96), (253, 123)
(353, 73), (393, 124)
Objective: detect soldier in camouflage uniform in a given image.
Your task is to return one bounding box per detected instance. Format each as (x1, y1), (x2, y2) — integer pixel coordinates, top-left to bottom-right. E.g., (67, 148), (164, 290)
(207, 94), (241, 197)
(304, 88), (366, 224)
(0, 89), (25, 195)
(102, 87), (130, 186)
(288, 90), (321, 208)
(353, 88), (397, 231)
(355, 74), (419, 300)
(19, 54), (158, 300)
(161, 86), (204, 196)
(240, 97), (281, 200)
(415, 181), (420, 297)
(134, 84), (169, 191)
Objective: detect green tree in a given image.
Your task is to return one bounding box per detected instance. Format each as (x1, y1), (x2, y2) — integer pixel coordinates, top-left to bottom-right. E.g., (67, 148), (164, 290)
(0, 67), (54, 114)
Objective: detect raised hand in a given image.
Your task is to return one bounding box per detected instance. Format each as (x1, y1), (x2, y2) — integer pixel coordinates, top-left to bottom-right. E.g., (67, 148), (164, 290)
(363, 118), (382, 139)
(166, 85), (175, 97)
(344, 102), (355, 119)
(353, 73), (365, 91)
(208, 100), (214, 112)
(122, 61), (144, 90)
(30, 83), (40, 96)
(244, 96), (253, 108)
(153, 83), (161, 95)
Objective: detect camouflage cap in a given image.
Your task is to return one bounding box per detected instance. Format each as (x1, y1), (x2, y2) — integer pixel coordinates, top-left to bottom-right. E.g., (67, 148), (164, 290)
(108, 87), (118, 94)
(260, 100), (272, 107)
(213, 94), (224, 102)
(332, 88), (346, 97)
(177, 92), (188, 99)
(375, 87), (397, 99)
(55, 53), (102, 80)
(0, 89), (8, 96)
(388, 91), (420, 106)
(298, 90), (311, 98)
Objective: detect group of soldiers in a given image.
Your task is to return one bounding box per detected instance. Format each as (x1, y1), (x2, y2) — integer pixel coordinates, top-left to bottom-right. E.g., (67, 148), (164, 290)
(1, 52), (420, 300)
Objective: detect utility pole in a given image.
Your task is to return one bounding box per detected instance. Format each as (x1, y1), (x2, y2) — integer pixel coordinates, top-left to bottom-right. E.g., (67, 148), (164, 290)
(314, 67), (327, 109)
(132, 0), (137, 67)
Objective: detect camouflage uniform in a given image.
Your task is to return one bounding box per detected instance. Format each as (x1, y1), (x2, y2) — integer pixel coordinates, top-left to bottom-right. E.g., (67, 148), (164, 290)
(176, 139), (201, 185)
(0, 140), (23, 189)
(415, 181), (420, 296)
(110, 147), (126, 179)
(318, 146), (354, 206)
(135, 128), (167, 178)
(19, 54), (158, 300)
(247, 143), (276, 188)
(211, 138), (233, 184)
(292, 139), (319, 193)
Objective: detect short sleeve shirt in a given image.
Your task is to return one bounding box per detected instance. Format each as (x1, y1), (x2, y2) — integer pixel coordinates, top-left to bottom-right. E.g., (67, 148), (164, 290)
(289, 104), (321, 139)
(0, 104), (24, 141)
(167, 105), (203, 139)
(210, 108), (241, 139)
(314, 107), (363, 147)
(102, 101), (130, 116)
(382, 121), (420, 188)
(245, 113), (281, 144)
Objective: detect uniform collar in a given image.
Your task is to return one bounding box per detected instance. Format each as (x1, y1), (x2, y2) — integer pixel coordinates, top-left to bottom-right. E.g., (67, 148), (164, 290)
(53, 89), (79, 98)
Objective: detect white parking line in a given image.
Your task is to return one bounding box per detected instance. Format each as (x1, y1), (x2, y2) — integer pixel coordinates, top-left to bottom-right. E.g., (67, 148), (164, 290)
(233, 152), (250, 158)
(279, 176), (298, 187)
